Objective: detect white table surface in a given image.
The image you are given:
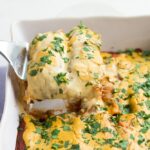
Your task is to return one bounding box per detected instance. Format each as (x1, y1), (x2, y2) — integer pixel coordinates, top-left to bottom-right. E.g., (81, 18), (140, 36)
(0, 0), (150, 119)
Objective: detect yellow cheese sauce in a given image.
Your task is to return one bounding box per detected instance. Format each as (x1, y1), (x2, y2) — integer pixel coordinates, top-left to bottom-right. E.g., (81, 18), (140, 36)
(23, 49), (150, 150)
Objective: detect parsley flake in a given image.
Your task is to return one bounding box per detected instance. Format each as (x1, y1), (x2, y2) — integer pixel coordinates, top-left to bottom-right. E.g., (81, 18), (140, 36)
(30, 69), (38, 76)
(54, 73), (69, 85)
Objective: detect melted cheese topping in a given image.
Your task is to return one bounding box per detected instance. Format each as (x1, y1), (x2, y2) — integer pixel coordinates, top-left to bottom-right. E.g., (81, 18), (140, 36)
(23, 49), (150, 150)
(23, 112), (149, 149)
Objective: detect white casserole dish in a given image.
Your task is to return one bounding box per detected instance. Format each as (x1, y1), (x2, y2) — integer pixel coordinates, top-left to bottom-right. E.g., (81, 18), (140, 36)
(0, 16), (150, 150)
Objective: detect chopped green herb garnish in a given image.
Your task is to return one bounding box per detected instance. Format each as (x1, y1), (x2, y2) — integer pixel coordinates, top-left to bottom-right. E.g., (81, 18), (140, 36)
(54, 73), (69, 85)
(116, 140), (128, 150)
(120, 48), (135, 55)
(52, 37), (64, 55)
(37, 35), (47, 41)
(121, 88), (126, 93)
(83, 46), (90, 52)
(63, 125), (71, 131)
(42, 48), (48, 52)
(87, 53), (94, 59)
(136, 111), (150, 119)
(52, 143), (59, 149)
(63, 57), (69, 63)
(142, 50), (150, 56)
(30, 69), (38, 76)
(86, 34), (92, 38)
(118, 104), (131, 114)
(35, 127), (42, 134)
(54, 37), (63, 43)
(101, 127), (117, 136)
(140, 120), (150, 133)
(44, 121), (52, 129)
(31, 119), (52, 129)
(93, 73), (99, 79)
(71, 144), (80, 150)
(40, 56), (51, 64)
(66, 29), (74, 37)
(48, 50), (54, 56)
(84, 139), (90, 144)
(64, 141), (69, 148)
(75, 56), (79, 59)
(78, 21), (87, 29)
(103, 56), (113, 64)
(84, 115), (101, 135)
(85, 82), (93, 87)
(145, 100), (150, 110)
(35, 127), (50, 144)
(98, 107), (107, 111)
(135, 63), (140, 70)
(113, 88), (119, 93)
(51, 129), (60, 139)
(130, 134), (135, 140)
(138, 135), (145, 145)
(104, 138), (115, 145)
(133, 73), (150, 97)
(133, 83), (141, 93)
(31, 38), (37, 45)
(111, 114), (121, 124)
(35, 140), (41, 144)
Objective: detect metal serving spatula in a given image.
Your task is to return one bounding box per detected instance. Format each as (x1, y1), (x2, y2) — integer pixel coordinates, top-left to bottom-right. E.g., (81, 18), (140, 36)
(0, 41), (29, 80)
(0, 41), (67, 113)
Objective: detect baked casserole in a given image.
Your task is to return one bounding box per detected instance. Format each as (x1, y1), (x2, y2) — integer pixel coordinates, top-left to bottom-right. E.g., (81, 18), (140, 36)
(16, 23), (150, 150)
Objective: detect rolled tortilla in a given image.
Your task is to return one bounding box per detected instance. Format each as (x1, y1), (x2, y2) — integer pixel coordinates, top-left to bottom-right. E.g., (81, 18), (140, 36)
(25, 24), (104, 103)
(26, 31), (70, 102)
